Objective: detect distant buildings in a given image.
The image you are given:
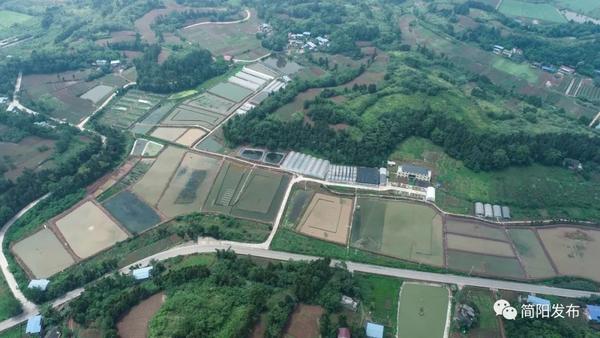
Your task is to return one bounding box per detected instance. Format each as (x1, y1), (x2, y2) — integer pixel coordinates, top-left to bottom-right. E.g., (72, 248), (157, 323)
(356, 167), (380, 186)
(563, 158), (583, 171)
(365, 322), (384, 338)
(559, 65), (576, 75)
(475, 202), (510, 219)
(484, 203), (493, 218)
(281, 152), (331, 180)
(397, 164), (431, 182)
(426, 186), (436, 202)
(474, 202), (484, 217)
(340, 295), (358, 311)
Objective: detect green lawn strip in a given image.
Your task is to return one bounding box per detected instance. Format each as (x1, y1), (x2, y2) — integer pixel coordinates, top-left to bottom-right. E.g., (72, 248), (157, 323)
(397, 283), (449, 338)
(391, 137), (600, 222)
(0, 323), (26, 338)
(0, 273), (21, 322)
(354, 273), (401, 337)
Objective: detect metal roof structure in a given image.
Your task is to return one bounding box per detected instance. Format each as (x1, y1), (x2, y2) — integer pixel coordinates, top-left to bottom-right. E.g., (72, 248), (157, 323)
(527, 295), (550, 306)
(357, 167), (380, 185)
(132, 266), (153, 280)
(398, 164), (430, 177)
(281, 151), (330, 179)
(28, 279), (50, 291)
(501, 206), (511, 219)
(484, 204), (493, 218)
(587, 305), (600, 321)
(475, 202), (484, 216)
(326, 165), (357, 183)
(26, 315), (42, 334)
(493, 205), (502, 218)
(365, 322), (384, 338)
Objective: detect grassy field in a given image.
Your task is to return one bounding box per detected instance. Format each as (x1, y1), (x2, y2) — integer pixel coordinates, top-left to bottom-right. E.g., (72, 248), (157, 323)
(397, 283), (449, 338)
(499, 0), (567, 23)
(355, 273), (401, 337)
(554, 0), (600, 17)
(391, 137), (600, 222)
(0, 136), (55, 181)
(351, 198), (444, 266)
(508, 228), (557, 279)
(0, 274), (21, 322)
(0, 323), (25, 338)
(452, 288), (501, 338)
(446, 250), (526, 279)
(0, 10), (33, 28)
(445, 219), (508, 242)
(492, 58), (539, 84)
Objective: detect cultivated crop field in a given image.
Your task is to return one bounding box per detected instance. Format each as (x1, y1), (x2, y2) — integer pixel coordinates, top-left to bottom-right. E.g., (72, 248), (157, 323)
(117, 293), (165, 338)
(11, 228), (75, 278)
(99, 89), (164, 129)
(446, 233), (515, 257)
(537, 226), (600, 282)
(132, 147), (186, 206)
(446, 250), (526, 279)
(507, 228), (556, 279)
(21, 70), (129, 123)
(351, 198), (444, 266)
(445, 218), (508, 241)
(296, 193), (353, 245)
(499, 0), (567, 23)
(0, 136), (55, 180)
(103, 191), (162, 234)
(282, 305), (324, 338)
(131, 101), (177, 135)
(397, 283), (449, 338)
(180, 9), (270, 61)
(157, 152), (221, 217)
(208, 82), (253, 102)
(55, 201), (129, 259)
(204, 162), (290, 223)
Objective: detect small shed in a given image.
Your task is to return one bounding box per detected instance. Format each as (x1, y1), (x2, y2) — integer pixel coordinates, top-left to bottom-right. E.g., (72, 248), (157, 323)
(492, 205), (502, 218)
(26, 315), (42, 335)
(379, 168), (388, 187)
(484, 204), (493, 218)
(474, 202), (484, 217)
(28, 279), (50, 291)
(426, 187), (436, 202)
(501, 206), (511, 219)
(132, 266), (153, 281)
(587, 305), (600, 322)
(366, 322), (384, 338)
(527, 295), (550, 306)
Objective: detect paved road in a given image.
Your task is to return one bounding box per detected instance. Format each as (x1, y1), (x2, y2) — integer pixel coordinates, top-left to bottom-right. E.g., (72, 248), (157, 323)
(123, 240), (600, 299)
(0, 195), (49, 332)
(183, 9), (251, 29)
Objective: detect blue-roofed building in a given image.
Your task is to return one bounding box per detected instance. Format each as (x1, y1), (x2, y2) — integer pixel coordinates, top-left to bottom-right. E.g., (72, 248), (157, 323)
(132, 266), (153, 280)
(527, 295), (550, 306)
(26, 315), (42, 335)
(587, 305), (600, 322)
(365, 322), (384, 338)
(28, 279), (50, 291)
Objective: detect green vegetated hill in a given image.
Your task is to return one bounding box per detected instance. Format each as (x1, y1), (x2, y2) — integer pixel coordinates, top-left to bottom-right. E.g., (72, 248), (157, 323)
(225, 49), (599, 171)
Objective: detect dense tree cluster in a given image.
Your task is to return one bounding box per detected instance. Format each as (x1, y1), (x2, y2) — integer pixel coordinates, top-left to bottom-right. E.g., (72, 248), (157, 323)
(134, 45), (227, 93)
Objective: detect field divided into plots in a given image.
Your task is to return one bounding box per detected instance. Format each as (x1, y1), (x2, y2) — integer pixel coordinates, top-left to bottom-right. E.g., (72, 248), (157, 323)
(100, 90), (164, 129)
(351, 198), (444, 267)
(162, 93), (236, 130)
(296, 193), (353, 245)
(508, 228), (556, 279)
(12, 228), (75, 278)
(103, 191), (162, 234)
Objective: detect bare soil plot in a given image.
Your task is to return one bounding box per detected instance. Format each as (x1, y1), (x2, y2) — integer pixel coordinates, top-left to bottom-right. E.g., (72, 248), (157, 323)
(447, 250), (526, 279)
(0, 136), (55, 180)
(208, 82), (253, 102)
(537, 226), (600, 282)
(132, 147), (186, 206)
(507, 229), (556, 279)
(55, 201), (129, 259)
(150, 127), (188, 142)
(283, 304), (324, 338)
(175, 128), (207, 147)
(181, 9), (270, 61)
(135, 2), (192, 43)
(80, 85), (114, 104)
(103, 191), (161, 234)
(117, 293), (165, 338)
(445, 218), (507, 241)
(446, 233), (515, 257)
(157, 152), (221, 217)
(351, 198), (444, 266)
(12, 228), (75, 278)
(297, 193), (352, 245)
